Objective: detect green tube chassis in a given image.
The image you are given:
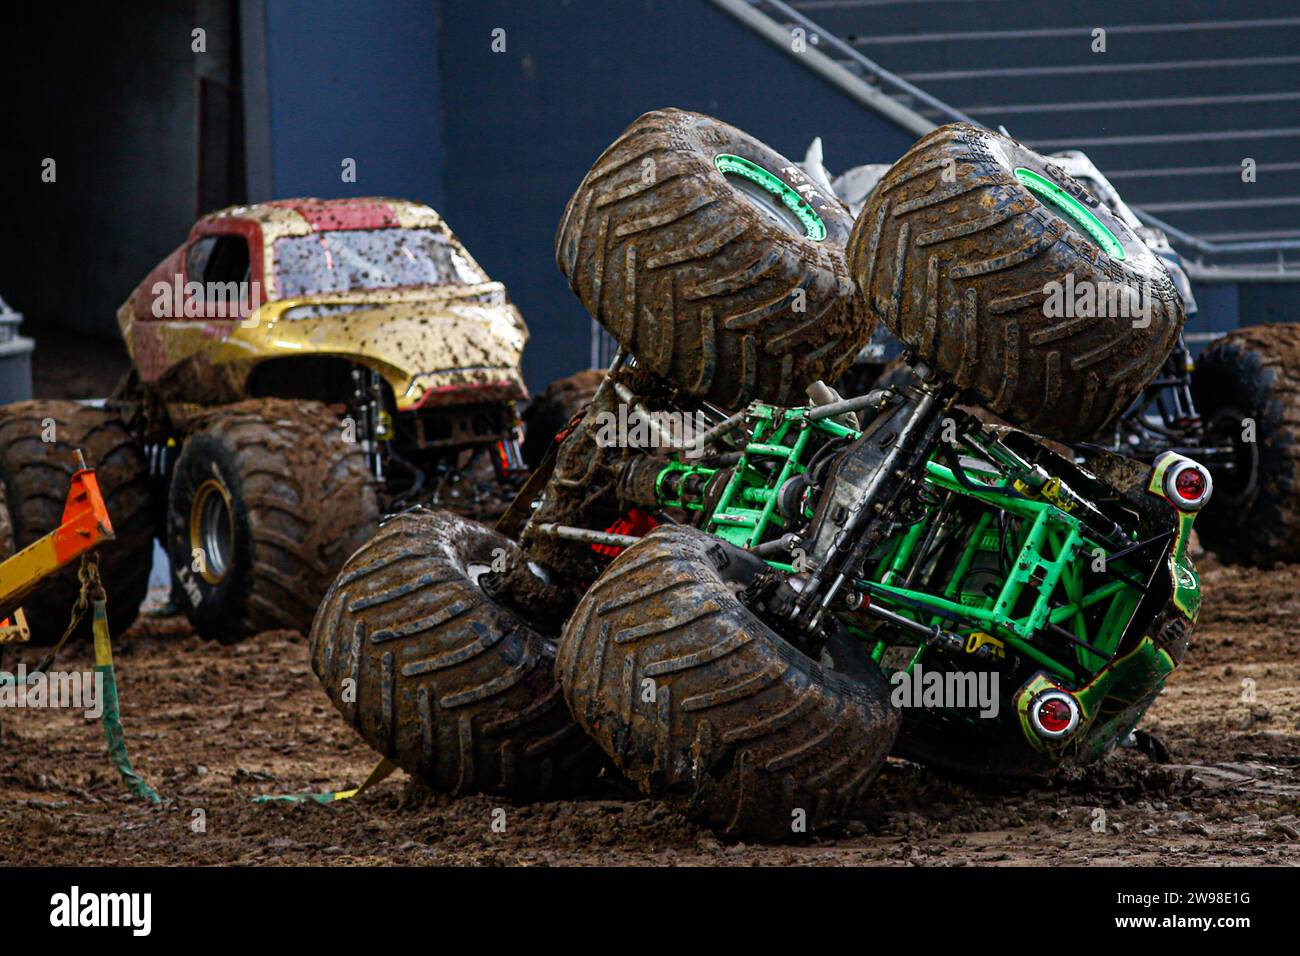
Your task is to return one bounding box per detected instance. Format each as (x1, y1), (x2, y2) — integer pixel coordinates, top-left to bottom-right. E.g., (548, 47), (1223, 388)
(636, 385), (1203, 776)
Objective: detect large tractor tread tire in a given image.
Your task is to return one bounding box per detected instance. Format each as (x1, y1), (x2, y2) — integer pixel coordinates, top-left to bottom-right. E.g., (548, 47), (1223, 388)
(556, 108), (871, 409)
(848, 122), (1184, 441)
(166, 398), (379, 644)
(0, 400), (153, 642)
(558, 525), (901, 841)
(1191, 323), (1300, 566)
(309, 510), (604, 799)
(521, 368), (606, 469)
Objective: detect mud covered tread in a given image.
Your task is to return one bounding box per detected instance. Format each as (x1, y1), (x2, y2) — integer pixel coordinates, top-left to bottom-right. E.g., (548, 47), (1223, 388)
(848, 122), (1183, 441)
(167, 398), (378, 643)
(0, 401), (152, 642)
(1192, 323), (1300, 565)
(309, 510), (603, 799)
(556, 108), (870, 408)
(557, 525), (900, 840)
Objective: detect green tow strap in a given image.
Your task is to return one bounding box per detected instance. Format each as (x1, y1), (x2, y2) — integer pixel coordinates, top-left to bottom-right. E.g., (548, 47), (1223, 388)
(252, 757), (398, 805)
(0, 593), (160, 804)
(91, 598), (161, 804)
(3, 572), (386, 808)
(100, 595), (394, 807)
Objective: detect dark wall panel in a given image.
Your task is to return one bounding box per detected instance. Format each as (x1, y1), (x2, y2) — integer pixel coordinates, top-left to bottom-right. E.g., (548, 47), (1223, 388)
(433, 0), (918, 390)
(258, 0), (445, 209)
(0, 0), (236, 339)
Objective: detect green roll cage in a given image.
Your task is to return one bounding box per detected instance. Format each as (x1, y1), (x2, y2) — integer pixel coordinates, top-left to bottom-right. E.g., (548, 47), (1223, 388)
(653, 400), (1200, 748)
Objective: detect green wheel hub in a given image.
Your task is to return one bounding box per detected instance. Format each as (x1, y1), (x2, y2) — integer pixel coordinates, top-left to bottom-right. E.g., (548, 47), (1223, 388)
(714, 153), (827, 241)
(1015, 167), (1126, 260)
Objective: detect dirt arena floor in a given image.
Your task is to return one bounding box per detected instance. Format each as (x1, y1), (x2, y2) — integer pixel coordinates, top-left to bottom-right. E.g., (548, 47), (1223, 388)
(0, 542), (1296, 867)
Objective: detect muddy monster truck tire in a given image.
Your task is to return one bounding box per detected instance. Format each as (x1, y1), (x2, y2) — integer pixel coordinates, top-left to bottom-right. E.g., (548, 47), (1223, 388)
(308, 510), (603, 799)
(166, 399), (378, 644)
(557, 525), (901, 840)
(1191, 323), (1300, 566)
(520, 368), (606, 469)
(556, 108), (870, 409)
(0, 482), (13, 555)
(0, 401), (153, 643)
(847, 123), (1184, 441)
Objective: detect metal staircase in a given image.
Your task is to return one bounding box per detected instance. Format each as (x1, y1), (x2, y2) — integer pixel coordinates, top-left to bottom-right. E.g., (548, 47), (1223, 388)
(714, 0), (1300, 275)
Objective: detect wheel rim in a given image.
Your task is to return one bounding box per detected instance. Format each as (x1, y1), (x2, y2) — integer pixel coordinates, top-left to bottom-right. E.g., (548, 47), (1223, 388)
(714, 153), (827, 241)
(1014, 167), (1125, 260)
(190, 478), (234, 584)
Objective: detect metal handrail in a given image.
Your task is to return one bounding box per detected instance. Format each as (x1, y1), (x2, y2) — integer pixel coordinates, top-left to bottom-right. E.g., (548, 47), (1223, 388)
(1131, 206), (1300, 258)
(746, 0), (976, 127)
(716, 0), (1297, 272)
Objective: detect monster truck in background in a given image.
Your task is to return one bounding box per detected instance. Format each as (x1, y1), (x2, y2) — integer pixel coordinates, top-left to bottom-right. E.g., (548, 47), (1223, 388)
(311, 113), (1208, 840)
(0, 197), (530, 645)
(809, 140), (1300, 567)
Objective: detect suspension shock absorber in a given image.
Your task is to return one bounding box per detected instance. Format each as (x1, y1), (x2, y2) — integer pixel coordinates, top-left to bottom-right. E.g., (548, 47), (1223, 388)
(791, 369), (951, 633)
(1167, 338), (1199, 427)
(965, 429), (1129, 548)
(350, 367), (388, 482)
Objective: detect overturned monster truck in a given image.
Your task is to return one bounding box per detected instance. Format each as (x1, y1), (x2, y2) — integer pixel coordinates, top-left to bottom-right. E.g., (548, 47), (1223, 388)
(0, 198), (530, 646)
(825, 140), (1300, 568)
(312, 113), (1209, 840)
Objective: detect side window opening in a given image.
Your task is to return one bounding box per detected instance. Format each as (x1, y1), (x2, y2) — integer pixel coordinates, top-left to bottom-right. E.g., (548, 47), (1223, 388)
(205, 235), (251, 285)
(186, 235), (251, 299)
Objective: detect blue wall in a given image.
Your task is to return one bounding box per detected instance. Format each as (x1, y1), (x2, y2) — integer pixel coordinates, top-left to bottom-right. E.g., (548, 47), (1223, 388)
(252, 0), (918, 391)
(240, 1), (1300, 385)
(1186, 280), (1300, 356)
(434, 0), (917, 390)
(256, 0), (445, 209)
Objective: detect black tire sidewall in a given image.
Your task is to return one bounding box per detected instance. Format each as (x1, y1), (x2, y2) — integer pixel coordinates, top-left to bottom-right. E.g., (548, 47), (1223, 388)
(1191, 338), (1296, 559)
(1193, 352), (1269, 508)
(0, 402), (153, 641)
(166, 433), (253, 642)
(425, 511), (517, 599)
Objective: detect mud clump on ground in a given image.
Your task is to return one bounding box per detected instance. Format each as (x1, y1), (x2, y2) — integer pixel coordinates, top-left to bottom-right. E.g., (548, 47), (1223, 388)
(0, 549), (1296, 866)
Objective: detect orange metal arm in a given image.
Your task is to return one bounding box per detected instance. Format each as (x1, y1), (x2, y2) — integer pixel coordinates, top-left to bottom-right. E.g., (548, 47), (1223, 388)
(0, 466), (116, 625)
